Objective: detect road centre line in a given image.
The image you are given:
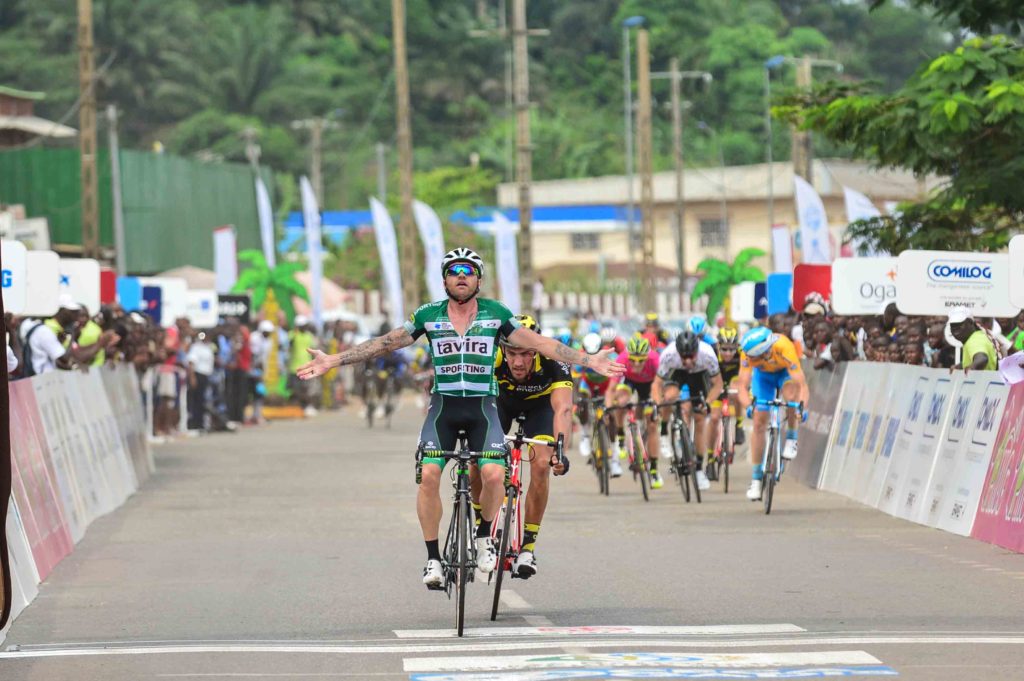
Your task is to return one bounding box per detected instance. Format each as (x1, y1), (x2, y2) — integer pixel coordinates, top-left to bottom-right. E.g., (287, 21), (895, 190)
(4, 635), (1024, 660)
(403, 650), (883, 672)
(393, 624), (806, 639)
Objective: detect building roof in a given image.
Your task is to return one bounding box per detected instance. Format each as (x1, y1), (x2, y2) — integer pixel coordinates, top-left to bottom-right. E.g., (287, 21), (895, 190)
(0, 115), (77, 138)
(497, 159), (943, 207)
(0, 85), (46, 101)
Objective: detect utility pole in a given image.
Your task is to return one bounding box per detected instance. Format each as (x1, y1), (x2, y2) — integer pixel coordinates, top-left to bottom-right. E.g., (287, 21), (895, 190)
(652, 61), (712, 297)
(792, 56), (813, 183)
(512, 0), (535, 307)
(107, 105), (127, 276)
(290, 117), (338, 206)
(635, 28), (656, 313)
(375, 142), (388, 202)
(78, 0), (98, 259)
(392, 0), (420, 312)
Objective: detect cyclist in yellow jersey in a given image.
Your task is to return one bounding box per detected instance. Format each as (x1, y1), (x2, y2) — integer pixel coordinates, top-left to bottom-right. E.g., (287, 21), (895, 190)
(735, 327), (810, 501)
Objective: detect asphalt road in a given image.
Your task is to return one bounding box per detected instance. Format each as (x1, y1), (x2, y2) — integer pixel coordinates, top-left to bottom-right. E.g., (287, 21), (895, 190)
(2, 398), (1023, 680)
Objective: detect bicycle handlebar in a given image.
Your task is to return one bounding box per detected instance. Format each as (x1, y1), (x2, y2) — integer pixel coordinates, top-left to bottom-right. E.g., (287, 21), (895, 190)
(754, 398), (804, 412)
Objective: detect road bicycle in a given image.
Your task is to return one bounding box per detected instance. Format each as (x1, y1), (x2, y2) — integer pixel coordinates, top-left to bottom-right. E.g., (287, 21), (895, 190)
(659, 395), (704, 504)
(584, 396), (613, 496)
(490, 414), (564, 621)
(415, 434), (493, 637)
(604, 401), (654, 502)
(710, 388), (739, 494)
(363, 367), (399, 428)
(755, 395), (803, 515)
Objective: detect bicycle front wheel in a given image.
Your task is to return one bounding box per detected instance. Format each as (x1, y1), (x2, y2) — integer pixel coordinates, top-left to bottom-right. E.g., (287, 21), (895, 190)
(634, 427), (650, 502)
(455, 495), (470, 636)
(682, 429), (701, 504)
(763, 431), (777, 515)
(598, 423), (612, 496)
(490, 489), (516, 621)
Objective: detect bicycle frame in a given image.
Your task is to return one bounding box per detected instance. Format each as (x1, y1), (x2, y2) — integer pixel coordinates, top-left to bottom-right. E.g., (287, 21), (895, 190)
(658, 396), (704, 504)
(755, 395), (802, 515)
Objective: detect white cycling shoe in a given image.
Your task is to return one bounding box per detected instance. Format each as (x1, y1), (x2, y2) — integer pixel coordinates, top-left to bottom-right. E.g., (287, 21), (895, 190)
(475, 536), (498, 574)
(782, 439), (798, 460)
(579, 435), (592, 458)
(514, 550), (537, 579)
(422, 559), (445, 590)
(746, 479), (763, 501)
(695, 470), (711, 491)
(659, 440), (671, 460)
(609, 458), (623, 478)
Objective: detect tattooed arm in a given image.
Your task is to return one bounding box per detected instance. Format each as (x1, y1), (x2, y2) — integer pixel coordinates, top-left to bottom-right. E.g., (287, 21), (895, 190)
(505, 327), (625, 379)
(296, 327), (415, 379)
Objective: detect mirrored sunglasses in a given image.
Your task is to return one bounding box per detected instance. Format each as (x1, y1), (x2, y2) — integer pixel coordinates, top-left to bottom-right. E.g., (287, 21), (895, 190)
(445, 263), (478, 277)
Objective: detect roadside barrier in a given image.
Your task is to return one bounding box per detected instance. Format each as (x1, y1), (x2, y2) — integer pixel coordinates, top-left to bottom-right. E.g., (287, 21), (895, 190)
(2, 366), (150, 640)
(799, 360), (1022, 551)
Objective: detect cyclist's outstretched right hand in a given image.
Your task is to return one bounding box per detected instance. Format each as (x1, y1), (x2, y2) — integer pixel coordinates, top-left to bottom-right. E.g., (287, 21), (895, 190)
(297, 348), (335, 380)
(745, 405), (754, 419)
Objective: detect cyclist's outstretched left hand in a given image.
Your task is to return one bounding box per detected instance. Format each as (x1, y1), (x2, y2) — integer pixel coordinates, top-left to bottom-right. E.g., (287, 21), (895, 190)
(296, 348), (335, 380)
(588, 350), (626, 379)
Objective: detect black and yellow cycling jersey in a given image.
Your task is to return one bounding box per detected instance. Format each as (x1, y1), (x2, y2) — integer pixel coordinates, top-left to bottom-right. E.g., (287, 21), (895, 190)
(494, 348), (573, 415)
(718, 355), (741, 386)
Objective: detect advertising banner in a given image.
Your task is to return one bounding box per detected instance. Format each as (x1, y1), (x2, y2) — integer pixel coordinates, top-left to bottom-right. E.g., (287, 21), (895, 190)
(792, 264), (831, 311)
(730, 282), (755, 323)
(100, 268), (116, 304)
(842, 186), (883, 257)
(794, 175), (832, 264)
(831, 257), (898, 315)
(142, 286), (162, 325)
(58, 257), (101, 313)
(766, 273), (793, 315)
(971, 381), (1024, 552)
(896, 250), (1019, 317)
(895, 373), (956, 523)
(1, 239), (27, 313)
(818, 362), (867, 494)
(413, 200), (447, 302)
(792, 360), (847, 488)
(8, 380), (74, 581)
(23, 251), (60, 317)
(771, 225), (794, 273)
(116, 276), (142, 311)
(4, 498), (40, 625)
(212, 225), (238, 294)
(217, 293), (251, 325)
(876, 371), (932, 516)
(255, 177), (277, 269)
(847, 363), (900, 506)
(300, 177), (323, 332)
(138, 277), (188, 327)
(929, 376), (1008, 535)
(186, 289), (219, 328)
(492, 212), (522, 314)
(1011, 234), (1024, 309)
(369, 197), (405, 325)
(754, 282), (768, 320)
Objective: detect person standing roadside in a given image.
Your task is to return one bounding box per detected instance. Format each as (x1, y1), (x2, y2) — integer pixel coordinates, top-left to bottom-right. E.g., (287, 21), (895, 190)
(186, 331), (215, 431)
(288, 316), (318, 416)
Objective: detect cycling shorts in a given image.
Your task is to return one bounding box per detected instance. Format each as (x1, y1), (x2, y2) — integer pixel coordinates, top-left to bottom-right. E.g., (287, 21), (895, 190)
(751, 368), (793, 411)
(497, 402), (556, 456)
(616, 378), (652, 402)
(663, 370), (709, 403)
(418, 394), (508, 469)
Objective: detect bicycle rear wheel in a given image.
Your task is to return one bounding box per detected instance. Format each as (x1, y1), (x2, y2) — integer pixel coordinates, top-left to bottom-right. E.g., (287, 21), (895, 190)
(365, 379), (377, 428)
(598, 424), (612, 496)
(673, 429), (691, 503)
(722, 416), (732, 494)
(634, 427), (650, 502)
(490, 489), (516, 621)
(455, 495), (470, 636)
(682, 431), (701, 504)
(763, 432), (777, 515)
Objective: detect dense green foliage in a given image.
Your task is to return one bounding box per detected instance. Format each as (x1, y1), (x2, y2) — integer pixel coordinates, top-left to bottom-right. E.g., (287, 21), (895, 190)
(1, 0), (952, 213)
(777, 34), (1024, 252)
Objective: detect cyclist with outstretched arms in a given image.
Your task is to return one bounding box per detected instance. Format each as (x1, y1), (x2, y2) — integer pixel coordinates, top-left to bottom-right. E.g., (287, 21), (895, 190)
(296, 248), (623, 589)
(604, 336), (662, 486)
(735, 328), (810, 501)
(489, 314), (572, 578)
(651, 330), (724, 491)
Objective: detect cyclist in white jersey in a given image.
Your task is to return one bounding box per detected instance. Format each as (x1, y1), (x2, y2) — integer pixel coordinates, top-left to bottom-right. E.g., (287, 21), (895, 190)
(296, 248), (623, 589)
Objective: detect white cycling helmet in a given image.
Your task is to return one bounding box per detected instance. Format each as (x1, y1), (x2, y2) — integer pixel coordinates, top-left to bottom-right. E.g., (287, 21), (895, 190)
(440, 247), (484, 277)
(581, 332), (602, 355)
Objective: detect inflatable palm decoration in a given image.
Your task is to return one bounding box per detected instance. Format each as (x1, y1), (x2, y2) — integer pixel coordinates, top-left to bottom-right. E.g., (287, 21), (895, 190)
(690, 247), (766, 322)
(232, 250), (309, 325)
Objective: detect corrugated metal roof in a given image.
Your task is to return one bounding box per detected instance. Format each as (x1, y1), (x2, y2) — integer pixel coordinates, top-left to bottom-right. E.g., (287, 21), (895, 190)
(0, 115), (76, 138)
(0, 85), (46, 100)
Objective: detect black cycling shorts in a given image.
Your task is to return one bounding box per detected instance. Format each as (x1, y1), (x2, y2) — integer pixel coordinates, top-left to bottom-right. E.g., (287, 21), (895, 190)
(664, 370), (709, 402)
(617, 378), (653, 402)
(497, 400), (554, 441)
(419, 394), (507, 468)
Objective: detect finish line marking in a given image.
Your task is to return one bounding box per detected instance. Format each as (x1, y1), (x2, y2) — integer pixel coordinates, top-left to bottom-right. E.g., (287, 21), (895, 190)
(407, 666), (898, 681)
(2, 635), (1023, 660)
(393, 624), (806, 639)
(403, 651), (883, 672)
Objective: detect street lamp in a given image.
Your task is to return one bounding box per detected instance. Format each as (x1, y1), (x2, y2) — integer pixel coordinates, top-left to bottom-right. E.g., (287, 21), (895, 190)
(763, 55), (841, 266)
(622, 15), (644, 302)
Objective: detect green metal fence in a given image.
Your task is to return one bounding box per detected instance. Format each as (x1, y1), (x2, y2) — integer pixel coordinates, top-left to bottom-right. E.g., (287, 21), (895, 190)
(0, 147), (274, 273)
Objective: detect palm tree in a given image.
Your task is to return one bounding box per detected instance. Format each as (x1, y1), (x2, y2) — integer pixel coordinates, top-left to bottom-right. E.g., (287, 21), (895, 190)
(690, 247), (767, 322)
(232, 250), (309, 324)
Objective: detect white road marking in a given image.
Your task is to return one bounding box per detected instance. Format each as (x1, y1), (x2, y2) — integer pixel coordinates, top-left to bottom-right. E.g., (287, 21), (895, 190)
(403, 650), (882, 672)
(3, 635), (1024, 659)
(498, 590), (531, 610)
(393, 624), (806, 639)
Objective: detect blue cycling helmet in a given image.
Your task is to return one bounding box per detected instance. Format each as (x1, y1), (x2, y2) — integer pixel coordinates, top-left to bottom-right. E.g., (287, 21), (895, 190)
(740, 327), (776, 357)
(688, 317), (707, 335)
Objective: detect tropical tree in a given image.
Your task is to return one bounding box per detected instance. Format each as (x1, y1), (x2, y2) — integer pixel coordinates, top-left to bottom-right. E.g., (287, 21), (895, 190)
(691, 248), (767, 322)
(231, 250), (309, 324)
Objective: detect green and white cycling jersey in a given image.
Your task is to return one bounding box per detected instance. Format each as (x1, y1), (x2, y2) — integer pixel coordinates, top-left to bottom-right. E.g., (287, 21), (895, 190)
(404, 298), (520, 397)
